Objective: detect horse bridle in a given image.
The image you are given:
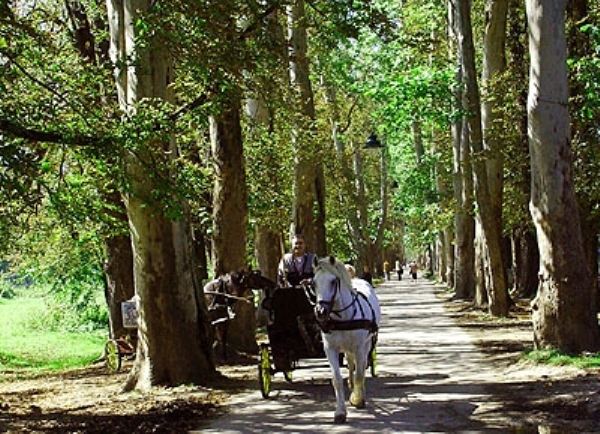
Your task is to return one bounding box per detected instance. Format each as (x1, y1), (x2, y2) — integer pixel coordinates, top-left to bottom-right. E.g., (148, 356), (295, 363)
(315, 270), (378, 334)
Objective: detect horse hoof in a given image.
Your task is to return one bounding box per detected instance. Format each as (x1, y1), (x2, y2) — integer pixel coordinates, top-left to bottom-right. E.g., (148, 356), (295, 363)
(350, 395), (365, 409)
(354, 400), (366, 409)
(334, 413), (347, 424)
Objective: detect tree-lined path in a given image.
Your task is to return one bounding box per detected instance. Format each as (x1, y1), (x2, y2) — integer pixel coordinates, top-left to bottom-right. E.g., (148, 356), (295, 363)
(199, 277), (590, 433)
(3, 0), (599, 396)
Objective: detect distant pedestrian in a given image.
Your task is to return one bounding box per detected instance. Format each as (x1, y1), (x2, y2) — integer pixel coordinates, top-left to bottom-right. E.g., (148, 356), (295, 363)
(409, 261), (418, 281)
(395, 260), (403, 280)
(383, 261), (391, 281)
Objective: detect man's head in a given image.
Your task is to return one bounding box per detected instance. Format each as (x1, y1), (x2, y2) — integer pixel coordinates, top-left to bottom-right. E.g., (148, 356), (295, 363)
(345, 264), (356, 278)
(292, 234), (307, 257)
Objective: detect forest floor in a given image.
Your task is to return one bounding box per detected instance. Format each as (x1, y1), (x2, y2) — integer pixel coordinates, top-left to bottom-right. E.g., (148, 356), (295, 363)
(1, 288), (599, 433)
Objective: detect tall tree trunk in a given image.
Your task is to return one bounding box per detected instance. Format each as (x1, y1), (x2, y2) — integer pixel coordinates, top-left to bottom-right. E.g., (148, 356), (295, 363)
(449, 0), (475, 299)
(245, 96), (282, 282)
(453, 108), (476, 299)
(526, 0), (600, 353)
(210, 103), (248, 277)
(351, 142), (373, 273)
(444, 226), (455, 288)
(210, 100), (255, 354)
(244, 38), (284, 283)
(456, 0), (508, 315)
(507, 0), (539, 299)
(107, 0), (214, 391)
(247, 5), (287, 283)
(103, 202), (135, 342)
(287, 0), (326, 255)
(254, 227), (281, 281)
(206, 5), (256, 355)
(512, 229), (539, 298)
(474, 219), (488, 307)
(482, 0), (509, 290)
(433, 133), (450, 284)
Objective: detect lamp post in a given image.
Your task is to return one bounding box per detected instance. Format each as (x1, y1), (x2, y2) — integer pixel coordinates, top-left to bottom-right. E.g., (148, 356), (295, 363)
(364, 132), (383, 149)
(358, 132), (388, 279)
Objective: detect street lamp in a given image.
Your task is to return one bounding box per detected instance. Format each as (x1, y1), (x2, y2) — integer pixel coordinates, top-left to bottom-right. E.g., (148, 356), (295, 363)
(364, 132), (383, 149)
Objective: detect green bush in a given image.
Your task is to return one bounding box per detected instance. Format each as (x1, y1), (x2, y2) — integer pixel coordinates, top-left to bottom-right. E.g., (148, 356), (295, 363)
(0, 280), (16, 299)
(24, 295), (108, 333)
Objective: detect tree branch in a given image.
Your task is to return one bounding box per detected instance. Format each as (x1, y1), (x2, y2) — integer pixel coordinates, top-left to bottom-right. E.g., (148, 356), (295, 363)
(0, 119), (106, 147)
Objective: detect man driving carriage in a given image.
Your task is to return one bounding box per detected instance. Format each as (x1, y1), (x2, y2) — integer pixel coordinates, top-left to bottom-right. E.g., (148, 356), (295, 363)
(277, 233), (316, 288)
(272, 234), (321, 359)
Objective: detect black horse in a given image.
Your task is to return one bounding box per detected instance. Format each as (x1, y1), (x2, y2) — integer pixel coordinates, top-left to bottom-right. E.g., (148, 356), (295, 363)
(204, 269), (276, 359)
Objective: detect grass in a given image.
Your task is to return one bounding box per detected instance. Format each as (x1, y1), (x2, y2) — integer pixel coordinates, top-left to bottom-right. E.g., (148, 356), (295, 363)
(524, 349), (600, 369)
(0, 295), (108, 378)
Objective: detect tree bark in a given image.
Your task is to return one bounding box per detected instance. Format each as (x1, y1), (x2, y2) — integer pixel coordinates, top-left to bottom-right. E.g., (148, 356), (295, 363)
(453, 110), (476, 299)
(102, 204), (135, 342)
(482, 0), (509, 291)
(287, 0), (327, 255)
(433, 130), (451, 285)
(107, 0), (215, 390)
(512, 229), (539, 298)
(448, 0), (475, 299)
(506, 0), (538, 300)
(244, 38), (285, 316)
(209, 101), (256, 354)
(456, 0), (508, 315)
(526, 0), (600, 353)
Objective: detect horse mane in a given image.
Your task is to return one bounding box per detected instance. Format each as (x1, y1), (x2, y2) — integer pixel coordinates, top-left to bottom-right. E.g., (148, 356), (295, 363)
(316, 256), (354, 293)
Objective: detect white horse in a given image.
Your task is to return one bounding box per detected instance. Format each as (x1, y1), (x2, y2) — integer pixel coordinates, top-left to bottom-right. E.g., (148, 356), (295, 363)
(312, 256), (381, 424)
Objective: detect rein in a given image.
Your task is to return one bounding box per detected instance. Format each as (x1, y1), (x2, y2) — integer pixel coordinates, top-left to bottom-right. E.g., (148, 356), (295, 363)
(206, 277), (254, 326)
(203, 291), (253, 304)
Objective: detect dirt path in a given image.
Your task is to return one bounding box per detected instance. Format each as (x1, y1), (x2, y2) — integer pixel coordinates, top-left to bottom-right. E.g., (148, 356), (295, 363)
(197, 277), (600, 433)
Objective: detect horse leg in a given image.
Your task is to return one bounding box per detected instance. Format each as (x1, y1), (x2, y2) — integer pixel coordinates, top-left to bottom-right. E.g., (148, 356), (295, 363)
(349, 345), (368, 409)
(222, 322), (228, 360)
(325, 346), (347, 423)
(211, 324), (219, 352)
(346, 353), (356, 390)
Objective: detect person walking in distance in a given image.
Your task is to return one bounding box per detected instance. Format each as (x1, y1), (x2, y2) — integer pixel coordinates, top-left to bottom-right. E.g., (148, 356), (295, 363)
(395, 259), (403, 280)
(383, 260), (391, 281)
(409, 261), (418, 281)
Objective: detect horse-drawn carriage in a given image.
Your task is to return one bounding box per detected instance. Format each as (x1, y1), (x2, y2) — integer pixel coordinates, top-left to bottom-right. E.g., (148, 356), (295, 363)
(258, 272), (378, 404)
(258, 284), (325, 396)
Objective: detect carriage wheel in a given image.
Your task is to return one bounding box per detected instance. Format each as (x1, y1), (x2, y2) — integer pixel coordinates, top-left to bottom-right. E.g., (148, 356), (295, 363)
(105, 339), (122, 372)
(368, 347), (377, 377)
(258, 344), (272, 398)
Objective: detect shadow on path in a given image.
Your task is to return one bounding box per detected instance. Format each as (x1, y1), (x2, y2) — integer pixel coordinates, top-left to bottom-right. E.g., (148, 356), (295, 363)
(196, 278), (561, 433)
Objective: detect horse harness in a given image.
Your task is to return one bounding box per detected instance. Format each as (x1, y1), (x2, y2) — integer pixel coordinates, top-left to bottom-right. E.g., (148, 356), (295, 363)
(316, 277), (378, 334)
